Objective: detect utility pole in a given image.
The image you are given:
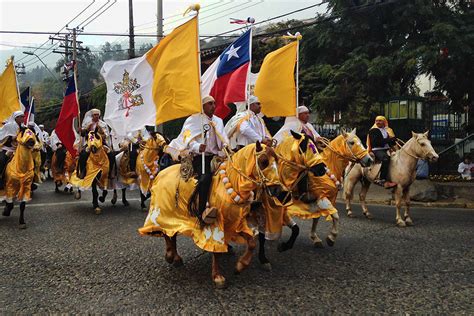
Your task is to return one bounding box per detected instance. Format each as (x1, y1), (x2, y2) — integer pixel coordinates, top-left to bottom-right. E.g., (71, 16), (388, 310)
(129, 0), (135, 59)
(157, 0), (163, 44)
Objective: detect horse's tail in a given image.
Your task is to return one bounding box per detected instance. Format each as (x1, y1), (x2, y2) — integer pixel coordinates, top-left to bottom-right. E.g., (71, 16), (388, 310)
(55, 147), (67, 171)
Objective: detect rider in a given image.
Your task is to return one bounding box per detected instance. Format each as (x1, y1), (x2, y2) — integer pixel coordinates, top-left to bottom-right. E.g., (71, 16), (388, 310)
(166, 96), (229, 225)
(367, 115), (397, 188)
(77, 109), (114, 179)
(224, 95), (272, 150)
(274, 106), (322, 144)
(0, 111), (25, 189)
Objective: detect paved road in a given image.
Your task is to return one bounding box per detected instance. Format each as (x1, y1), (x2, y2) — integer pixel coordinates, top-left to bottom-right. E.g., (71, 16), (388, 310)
(0, 181), (472, 313)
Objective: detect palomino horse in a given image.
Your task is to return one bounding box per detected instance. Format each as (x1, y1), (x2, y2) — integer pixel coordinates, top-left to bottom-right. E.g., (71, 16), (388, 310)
(139, 142), (289, 288)
(344, 131), (438, 226)
(1, 128), (37, 229)
(136, 132), (167, 210)
(70, 130), (110, 214)
(308, 129), (373, 246)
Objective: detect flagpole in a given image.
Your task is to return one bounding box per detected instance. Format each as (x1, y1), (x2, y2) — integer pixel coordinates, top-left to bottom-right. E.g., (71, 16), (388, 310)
(246, 27), (253, 111)
(192, 5), (205, 175)
(72, 27), (82, 150)
(12, 56), (24, 114)
(26, 97), (34, 125)
(296, 36), (300, 117)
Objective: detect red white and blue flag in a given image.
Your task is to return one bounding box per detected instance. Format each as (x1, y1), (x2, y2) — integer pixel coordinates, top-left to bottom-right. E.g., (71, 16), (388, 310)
(24, 97), (35, 124)
(201, 29), (252, 119)
(55, 76), (79, 156)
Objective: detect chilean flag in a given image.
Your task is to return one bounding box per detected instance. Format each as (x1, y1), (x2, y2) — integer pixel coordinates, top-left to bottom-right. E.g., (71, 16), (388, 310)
(202, 29), (251, 119)
(55, 76), (79, 157)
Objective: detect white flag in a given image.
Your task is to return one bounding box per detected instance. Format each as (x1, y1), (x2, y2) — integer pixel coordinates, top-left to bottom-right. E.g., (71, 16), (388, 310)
(101, 55), (156, 137)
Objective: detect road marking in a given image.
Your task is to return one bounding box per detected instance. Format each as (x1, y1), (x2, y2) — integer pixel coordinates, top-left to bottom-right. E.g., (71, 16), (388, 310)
(26, 198), (142, 208)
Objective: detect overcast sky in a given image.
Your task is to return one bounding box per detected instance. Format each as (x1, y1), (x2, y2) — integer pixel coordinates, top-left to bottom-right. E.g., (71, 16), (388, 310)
(0, 0), (327, 68)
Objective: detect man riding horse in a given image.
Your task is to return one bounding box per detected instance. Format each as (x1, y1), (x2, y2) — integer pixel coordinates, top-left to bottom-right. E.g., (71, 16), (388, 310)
(0, 111), (25, 190)
(367, 115), (397, 188)
(274, 106), (322, 143)
(166, 95), (230, 225)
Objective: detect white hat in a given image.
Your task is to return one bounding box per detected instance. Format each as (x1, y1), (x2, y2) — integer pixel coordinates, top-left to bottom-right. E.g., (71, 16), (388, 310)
(248, 95), (260, 105)
(90, 109), (101, 115)
(202, 95), (215, 105)
(13, 111), (25, 119)
(39, 124), (44, 128)
(297, 106), (310, 114)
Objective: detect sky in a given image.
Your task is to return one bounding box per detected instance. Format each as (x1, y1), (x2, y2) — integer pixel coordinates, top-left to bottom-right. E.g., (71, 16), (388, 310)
(0, 0), (328, 68)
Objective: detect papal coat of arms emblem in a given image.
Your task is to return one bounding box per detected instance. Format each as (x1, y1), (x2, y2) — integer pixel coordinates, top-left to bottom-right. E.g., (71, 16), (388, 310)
(113, 69), (144, 117)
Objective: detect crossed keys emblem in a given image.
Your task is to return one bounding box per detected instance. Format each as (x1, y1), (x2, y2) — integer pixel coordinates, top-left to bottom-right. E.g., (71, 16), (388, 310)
(113, 69), (144, 117)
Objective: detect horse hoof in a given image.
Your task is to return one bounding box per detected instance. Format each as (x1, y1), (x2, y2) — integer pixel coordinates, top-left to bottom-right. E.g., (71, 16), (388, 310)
(213, 275), (226, 289)
(19, 223), (27, 229)
(173, 257), (184, 268)
(347, 212), (356, 218)
(165, 253), (174, 264)
(94, 207), (102, 215)
(74, 191), (81, 200)
(55, 187), (60, 193)
(396, 220), (406, 227)
(364, 213), (373, 220)
(314, 241), (324, 248)
(98, 196), (105, 203)
(326, 237), (335, 247)
(260, 262), (272, 272)
(111, 197), (117, 205)
(405, 218), (413, 226)
(235, 261), (246, 274)
(122, 200), (130, 207)
(277, 242), (290, 253)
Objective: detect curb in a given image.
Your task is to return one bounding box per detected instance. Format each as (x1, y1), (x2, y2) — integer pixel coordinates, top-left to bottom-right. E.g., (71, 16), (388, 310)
(336, 198), (474, 209)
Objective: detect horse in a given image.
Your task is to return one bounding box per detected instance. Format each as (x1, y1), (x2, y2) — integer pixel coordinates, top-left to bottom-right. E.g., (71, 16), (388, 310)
(135, 132), (167, 210)
(307, 129), (373, 246)
(1, 128), (37, 229)
(70, 130), (110, 214)
(139, 142), (289, 288)
(51, 145), (76, 193)
(344, 131), (439, 226)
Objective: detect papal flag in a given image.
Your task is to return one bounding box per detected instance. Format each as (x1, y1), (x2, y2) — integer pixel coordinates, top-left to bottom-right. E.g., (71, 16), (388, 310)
(101, 16), (201, 136)
(0, 60), (22, 124)
(254, 41), (298, 118)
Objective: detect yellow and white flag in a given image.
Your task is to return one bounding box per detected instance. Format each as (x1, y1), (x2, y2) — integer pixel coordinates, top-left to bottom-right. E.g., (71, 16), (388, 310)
(254, 41), (298, 118)
(0, 60), (22, 124)
(101, 16), (201, 136)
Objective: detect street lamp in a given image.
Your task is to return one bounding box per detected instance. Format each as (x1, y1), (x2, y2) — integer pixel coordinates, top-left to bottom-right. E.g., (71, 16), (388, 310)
(23, 51), (61, 83)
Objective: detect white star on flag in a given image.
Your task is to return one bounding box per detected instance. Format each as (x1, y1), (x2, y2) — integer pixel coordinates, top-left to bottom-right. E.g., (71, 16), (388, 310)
(224, 45), (241, 61)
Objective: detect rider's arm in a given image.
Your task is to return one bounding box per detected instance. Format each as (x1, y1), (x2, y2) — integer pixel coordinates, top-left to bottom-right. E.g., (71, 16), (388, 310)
(240, 120), (263, 142)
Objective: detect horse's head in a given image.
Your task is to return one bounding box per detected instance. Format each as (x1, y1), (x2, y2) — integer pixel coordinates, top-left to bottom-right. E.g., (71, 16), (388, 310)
(255, 142), (292, 207)
(333, 128), (373, 167)
(18, 128), (37, 149)
(87, 130), (103, 154)
(410, 131), (439, 162)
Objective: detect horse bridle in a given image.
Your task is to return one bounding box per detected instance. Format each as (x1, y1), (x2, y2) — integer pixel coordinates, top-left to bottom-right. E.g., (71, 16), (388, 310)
(397, 137), (432, 161)
(320, 136), (367, 163)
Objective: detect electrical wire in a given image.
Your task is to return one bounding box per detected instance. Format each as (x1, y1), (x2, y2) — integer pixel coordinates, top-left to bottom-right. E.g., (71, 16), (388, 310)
(200, 0), (264, 26)
(76, 0), (111, 29)
(81, 0), (117, 29)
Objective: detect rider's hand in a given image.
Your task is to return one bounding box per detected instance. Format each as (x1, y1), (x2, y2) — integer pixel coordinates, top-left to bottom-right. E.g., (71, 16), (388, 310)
(199, 144), (206, 153)
(262, 138), (272, 147)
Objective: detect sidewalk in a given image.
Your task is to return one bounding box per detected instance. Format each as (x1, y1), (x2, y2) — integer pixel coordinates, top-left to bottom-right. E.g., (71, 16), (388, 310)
(336, 181), (474, 209)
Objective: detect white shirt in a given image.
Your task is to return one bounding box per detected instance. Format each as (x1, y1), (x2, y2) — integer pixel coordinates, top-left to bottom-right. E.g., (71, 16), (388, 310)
(237, 111), (270, 146)
(189, 116), (222, 156)
(0, 121), (21, 153)
(82, 119), (110, 142)
(458, 162), (474, 179)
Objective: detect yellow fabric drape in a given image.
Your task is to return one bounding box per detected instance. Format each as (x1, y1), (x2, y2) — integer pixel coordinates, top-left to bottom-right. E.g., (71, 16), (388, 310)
(52, 151), (76, 185)
(146, 17), (201, 126)
(255, 41), (298, 118)
(0, 61), (22, 123)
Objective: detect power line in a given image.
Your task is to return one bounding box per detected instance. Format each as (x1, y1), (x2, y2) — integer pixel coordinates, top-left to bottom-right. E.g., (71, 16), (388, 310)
(81, 0), (117, 29)
(200, 1), (264, 26)
(76, 0), (111, 29)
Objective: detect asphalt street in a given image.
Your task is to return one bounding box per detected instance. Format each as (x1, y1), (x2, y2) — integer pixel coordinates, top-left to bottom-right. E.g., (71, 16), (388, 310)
(0, 180), (472, 314)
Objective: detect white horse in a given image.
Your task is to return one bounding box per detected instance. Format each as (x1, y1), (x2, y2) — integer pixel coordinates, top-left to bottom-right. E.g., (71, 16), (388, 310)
(344, 132), (439, 227)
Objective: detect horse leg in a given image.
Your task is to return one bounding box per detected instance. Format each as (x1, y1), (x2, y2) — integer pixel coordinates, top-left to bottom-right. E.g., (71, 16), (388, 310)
(55, 181), (60, 193)
(326, 212), (339, 247)
(258, 232), (272, 271)
(111, 189), (117, 205)
(92, 181), (101, 215)
(344, 177), (356, 218)
(402, 187), (413, 226)
(3, 202), (14, 217)
(121, 188), (129, 206)
(19, 202), (26, 229)
(164, 234), (182, 267)
(359, 180), (373, 219)
(212, 253), (226, 289)
(394, 187), (405, 227)
(310, 218), (324, 248)
(140, 192), (150, 210)
(277, 222), (300, 252)
(235, 234), (256, 274)
(98, 189), (108, 203)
